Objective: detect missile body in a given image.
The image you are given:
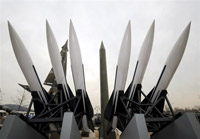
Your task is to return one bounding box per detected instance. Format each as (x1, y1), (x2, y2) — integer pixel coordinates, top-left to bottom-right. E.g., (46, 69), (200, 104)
(69, 21), (86, 91)
(46, 21), (72, 101)
(150, 22), (191, 104)
(44, 40), (68, 87)
(69, 21), (86, 111)
(126, 21), (155, 106)
(104, 21), (131, 128)
(113, 21), (131, 111)
(8, 22), (48, 104)
(69, 20), (93, 130)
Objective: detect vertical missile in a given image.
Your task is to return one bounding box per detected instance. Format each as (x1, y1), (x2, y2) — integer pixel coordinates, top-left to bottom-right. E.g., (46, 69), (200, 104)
(8, 21), (48, 104)
(114, 21), (131, 93)
(113, 21), (131, 113)
(69, 20), (85, 91)
(150, 22), (191, 103)
(46, 21), (70, 100)
(99, 42), (109, 139)
(69, 20), (93, 130)
(104, 21), (131, 129)
(127, 20), (155, 105)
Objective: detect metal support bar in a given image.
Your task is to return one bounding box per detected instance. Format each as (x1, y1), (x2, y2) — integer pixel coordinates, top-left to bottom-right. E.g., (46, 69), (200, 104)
(28, 118), (63, 123)
(145, 117), (174, 123)
(34, 97), (76, 119)
(26, 98), (33, 118)
(165, 96), (175, 116)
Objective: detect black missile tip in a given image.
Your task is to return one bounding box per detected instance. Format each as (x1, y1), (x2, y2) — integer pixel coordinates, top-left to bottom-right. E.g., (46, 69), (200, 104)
(100, 41), (105, 50)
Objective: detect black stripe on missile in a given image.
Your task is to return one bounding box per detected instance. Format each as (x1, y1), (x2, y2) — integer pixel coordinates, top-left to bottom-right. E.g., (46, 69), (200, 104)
(32, 65), (47, 102)
(132, 61), (139, 83)
(150, 65), (167, 100)
(82, 64), (87, 91)
(114, 66), (118, 91)
(128, 61), (139, 99)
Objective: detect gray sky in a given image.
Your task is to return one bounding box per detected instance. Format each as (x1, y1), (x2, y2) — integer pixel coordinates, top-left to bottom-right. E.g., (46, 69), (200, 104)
(0, 0), (199, 109)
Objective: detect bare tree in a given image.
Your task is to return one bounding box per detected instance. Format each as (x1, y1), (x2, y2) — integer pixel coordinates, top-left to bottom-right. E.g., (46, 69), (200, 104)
(12, 89), (31, 111)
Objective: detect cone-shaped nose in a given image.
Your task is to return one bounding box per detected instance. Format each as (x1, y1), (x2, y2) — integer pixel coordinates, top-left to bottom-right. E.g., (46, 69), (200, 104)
(8, 21), (34, 68)
(165, 22), (191, 67)
(46, 20), (54, 43)
(150, 20), (155, 33)
(8, 21), (23, 51)
(100, 41), (105, 50)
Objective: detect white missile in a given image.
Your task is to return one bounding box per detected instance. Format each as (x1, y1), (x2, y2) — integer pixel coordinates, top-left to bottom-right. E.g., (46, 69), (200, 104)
(150, 22), (191, 103)
(69, 20), (85, 91)
(8, 21), (48, 104)
(69, 20), (90, 130)
(113, 21), (131, 110)
(127, 20), (155, 103)
(104, 21), (131, 129)
(46, 20), (69, 100)
(114, 21), (132, 92)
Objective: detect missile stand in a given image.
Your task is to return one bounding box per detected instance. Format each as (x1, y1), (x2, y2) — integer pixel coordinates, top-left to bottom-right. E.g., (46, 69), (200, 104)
(110, 87), (200, 139)
(0, 84), (94, 139)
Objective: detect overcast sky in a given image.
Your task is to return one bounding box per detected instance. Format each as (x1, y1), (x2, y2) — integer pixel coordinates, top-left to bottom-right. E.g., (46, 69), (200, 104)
(0, 0), (199, 110)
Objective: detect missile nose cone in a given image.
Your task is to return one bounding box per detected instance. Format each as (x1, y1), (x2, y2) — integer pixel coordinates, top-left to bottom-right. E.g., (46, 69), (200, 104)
(46, 20), (56, 48)
(128, 20), (131, 28)
(100, 41), (105, 50)
(184, 21), (191, 35)
(46, 20), (51, 34)
(69, 20), (76, 39)
(8, 21), (15, 36)
(70, 19), (73, 25)
(7, 21), (22, 51)
(177, 21), (191, 46)
(126, 20), (131, 33)
(46, 20), (49, 27)
(69, 19), (74, 31)
(8, 21), (12, 29)
(151, 20), (155, 30)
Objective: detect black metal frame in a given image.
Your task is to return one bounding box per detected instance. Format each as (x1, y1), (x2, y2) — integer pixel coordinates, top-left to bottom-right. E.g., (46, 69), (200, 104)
(24, 88), (82, 135)
(115, 89), (176, 133)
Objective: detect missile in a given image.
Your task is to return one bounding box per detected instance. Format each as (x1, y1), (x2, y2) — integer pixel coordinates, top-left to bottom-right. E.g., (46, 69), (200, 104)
(104, 21), (131, 128)
(8, 21), (48, 105)
(46, 21), (73, 102)
(126, 20), (155, 107)
(69, 20), (94, 130)
(69, 20), (85, 92)
(44, 40), (68, 87)
(149, 22), (191, 105)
